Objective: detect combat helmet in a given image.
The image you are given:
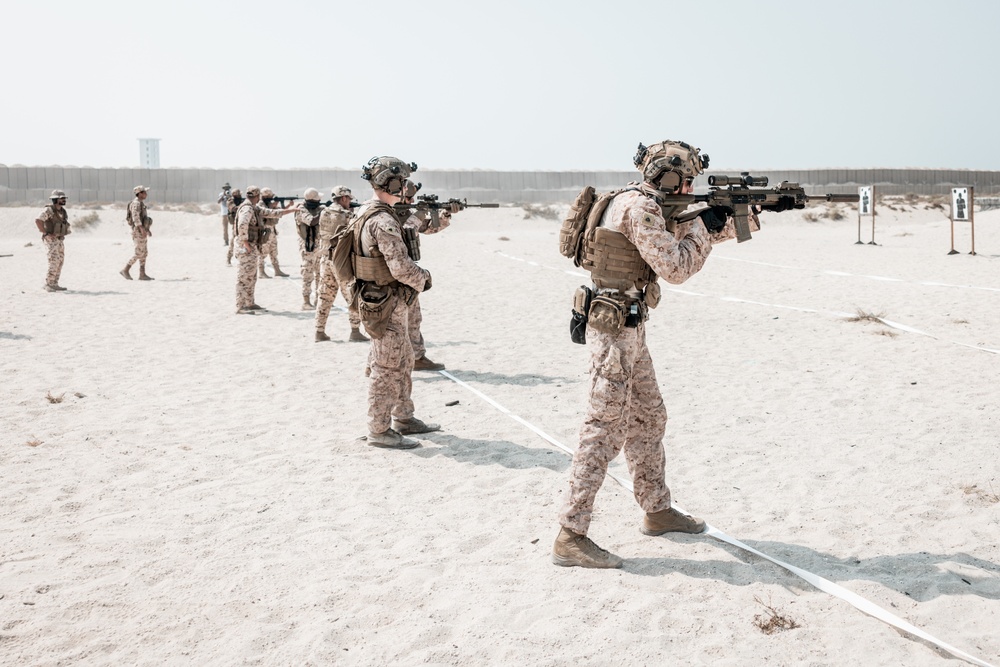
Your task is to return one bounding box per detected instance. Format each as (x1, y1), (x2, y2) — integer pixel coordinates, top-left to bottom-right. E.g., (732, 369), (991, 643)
(361, 156), (417, 196)
(633, 141), (709, 194)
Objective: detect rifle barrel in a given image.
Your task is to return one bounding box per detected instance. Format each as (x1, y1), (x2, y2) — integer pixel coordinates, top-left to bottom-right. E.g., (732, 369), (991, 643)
(807, 194), (860, 203)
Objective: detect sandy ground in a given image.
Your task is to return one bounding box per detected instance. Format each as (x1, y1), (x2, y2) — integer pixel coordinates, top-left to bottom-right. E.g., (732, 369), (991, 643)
(1, 199), (998, 666)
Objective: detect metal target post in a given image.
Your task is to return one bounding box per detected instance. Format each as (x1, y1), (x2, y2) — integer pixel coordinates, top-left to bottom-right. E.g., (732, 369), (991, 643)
(867, 185), (877, 245)
(949, 186), (974, 255)
(856, 185), (873, 245)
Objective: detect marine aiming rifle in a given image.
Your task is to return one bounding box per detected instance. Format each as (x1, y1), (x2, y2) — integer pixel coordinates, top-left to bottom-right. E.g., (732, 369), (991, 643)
(394, 193), (500, 229)
(272, 195), (300, 206)
(661, 173), (859, 242)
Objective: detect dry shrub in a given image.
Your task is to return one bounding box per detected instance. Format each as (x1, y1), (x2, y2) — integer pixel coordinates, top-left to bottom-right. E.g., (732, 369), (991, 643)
(498, 236), (510, 241)
(521, 203), (560, 220)
(26, 437), (43, 447)
(753, 596), (800, 635)
(45, 391), (65, 404)
(73, 211), (101, 230)
(846, 309), (885, 323)
(962, 483), (1000, 504)
(874, 329), (898, 338)
(824, 206), (846, 221)
(802, 211), (819, 222)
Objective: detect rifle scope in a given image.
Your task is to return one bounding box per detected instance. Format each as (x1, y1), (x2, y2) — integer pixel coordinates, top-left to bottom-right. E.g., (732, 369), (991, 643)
(708, 174), (769, 187)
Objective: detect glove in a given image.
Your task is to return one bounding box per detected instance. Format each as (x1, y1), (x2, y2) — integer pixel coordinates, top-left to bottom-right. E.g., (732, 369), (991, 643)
(761, 196), (797, 212)
(448, 201), (463, 214)
(698, 205), (733, 233)
(422, 272), (432, 292)
(414, 201), (430, 223)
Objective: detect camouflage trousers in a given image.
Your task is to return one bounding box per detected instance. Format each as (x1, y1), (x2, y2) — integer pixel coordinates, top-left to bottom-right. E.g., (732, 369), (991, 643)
(298, 239), (320, 301)
(559, 322), (671, 536)
(235, 247), (259, 309)
(43, 237), (65, 287)
(222, 216), (230, 244)
(125, 230), (148, 268)
(258, 232), (280, 271)
(227, 233), (236, 264)
(367, 298), (415, 434)
(315, 256), (360, 331)
(408, 295), (426, 359)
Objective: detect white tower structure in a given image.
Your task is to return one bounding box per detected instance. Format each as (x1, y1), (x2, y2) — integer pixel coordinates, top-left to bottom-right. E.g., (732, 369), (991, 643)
(138, 138), (161, 168)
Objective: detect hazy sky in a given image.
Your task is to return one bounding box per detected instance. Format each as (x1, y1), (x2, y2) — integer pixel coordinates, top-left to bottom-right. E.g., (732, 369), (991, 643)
(3, 0), (997, 171)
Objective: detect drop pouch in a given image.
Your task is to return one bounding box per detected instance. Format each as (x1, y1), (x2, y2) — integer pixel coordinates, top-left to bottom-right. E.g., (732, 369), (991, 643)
(586, 294), (626, 336)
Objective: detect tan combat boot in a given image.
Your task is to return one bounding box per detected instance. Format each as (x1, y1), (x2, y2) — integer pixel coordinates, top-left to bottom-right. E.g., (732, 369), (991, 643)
(641, 507), (706, 536)
(552, 527), (623, 569)
(273, 266), (289, 277)
(391, 417), (440, 435)
(258, 266), (271, 279)
(302, 299), (314, 311)
(138, 267), (154, 281)
(413, 355), (445, 371)
(367, 429), (420, 449)
(315, 330), (331, 342)
(349, 327), (369, 342)
(120, 266), (133, 280)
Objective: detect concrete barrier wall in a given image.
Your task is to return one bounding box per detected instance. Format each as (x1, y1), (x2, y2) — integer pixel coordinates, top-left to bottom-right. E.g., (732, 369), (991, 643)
(2, 165), (999, 205)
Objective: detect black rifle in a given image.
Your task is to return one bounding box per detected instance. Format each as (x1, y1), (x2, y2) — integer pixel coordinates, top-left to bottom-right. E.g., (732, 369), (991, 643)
(660, 173), (859, 242)
(394, 193), (499, 229)
(272, 196), (299, 206)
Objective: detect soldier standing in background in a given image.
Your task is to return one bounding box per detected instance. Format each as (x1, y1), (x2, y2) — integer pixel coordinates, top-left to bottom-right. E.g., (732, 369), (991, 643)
(257, 187), (290, 279)
(218, 182), (231, 245)
(315, 185), (367, 343)
(295, 188), (325, 310)
(352, 157), (438, 449)
(226, 188), (243, 266)
(120, 185), (154, 280)
(398, 179), (459, 371)
(552, 139), (772, 569)
(234, 185), (295, 314)
(34, 190), (71, 292)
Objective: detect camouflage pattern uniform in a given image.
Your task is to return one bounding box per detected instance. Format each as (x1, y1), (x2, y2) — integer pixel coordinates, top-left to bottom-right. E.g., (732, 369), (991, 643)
(256, 194), (285, 278)
(315, 201), (361, 333)
(124, 197), (151, 272)
(400, 211), (450, 359)
(559, 188), (743, 536)
(295, 205), (325, 305)
(37, 204), (69, 289)
(359, 202), (430, 434)
(234, 200), (260, 310)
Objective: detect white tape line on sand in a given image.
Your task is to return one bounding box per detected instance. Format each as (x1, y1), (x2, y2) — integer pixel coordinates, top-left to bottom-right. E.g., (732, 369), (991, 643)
(491, 252), (1000, 356)
(437, 369), (996, 667)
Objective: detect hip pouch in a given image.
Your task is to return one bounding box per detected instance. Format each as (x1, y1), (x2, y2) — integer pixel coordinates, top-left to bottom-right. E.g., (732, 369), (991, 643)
(586, 294), (626, 336)
(570, 285), (592, 345)
(358, 282), (398, 339)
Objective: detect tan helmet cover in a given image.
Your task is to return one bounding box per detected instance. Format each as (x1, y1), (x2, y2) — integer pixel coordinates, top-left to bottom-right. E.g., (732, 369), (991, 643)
(303, 188), (321, 201)
(50, 189), (67, 199)
(245, 185), (261, 197)
(260, 187), (274, 198)
(634, 140), (708, 193)
(330, 185), (353, 198)
(362, 156), (417, 195)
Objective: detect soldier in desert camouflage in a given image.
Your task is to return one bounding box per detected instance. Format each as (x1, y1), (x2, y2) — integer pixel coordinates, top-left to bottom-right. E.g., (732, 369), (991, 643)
(226, 188), (243, 266)
(295, 188), (326, 311)
(315, 185), (367, 343)
(234, 185), (295, 314)
(256, 187), (290, 279)
(34, 190), (71, 292)
(351, 156), (439, 449)
(397, 179), (460, 371)
(120, 185), (154, 280)
(552, 140), (772, 569)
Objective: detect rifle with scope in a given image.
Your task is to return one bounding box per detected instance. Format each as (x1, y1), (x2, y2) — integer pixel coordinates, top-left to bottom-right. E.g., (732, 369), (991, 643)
(394, 193), (500, 229)
(661, 173), (859, 242)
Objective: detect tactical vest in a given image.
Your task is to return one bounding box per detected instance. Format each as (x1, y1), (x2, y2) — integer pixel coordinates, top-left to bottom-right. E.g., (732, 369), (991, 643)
(237, 201), (263, 247)
(297, 208), (322, 252)
(42, 205), (70, 237)
(319, 206), (351, 242)
(353, 202), (410, 287)
(127, 200), (150, 230)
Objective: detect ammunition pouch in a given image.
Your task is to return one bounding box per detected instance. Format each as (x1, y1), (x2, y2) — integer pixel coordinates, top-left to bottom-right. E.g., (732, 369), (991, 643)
(357, 281), (400, 339)
(247, 222), (262, 246)
(570, 285), (592, 345)
(401, 225), (420, 261)
(644, 281), (661, 309)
